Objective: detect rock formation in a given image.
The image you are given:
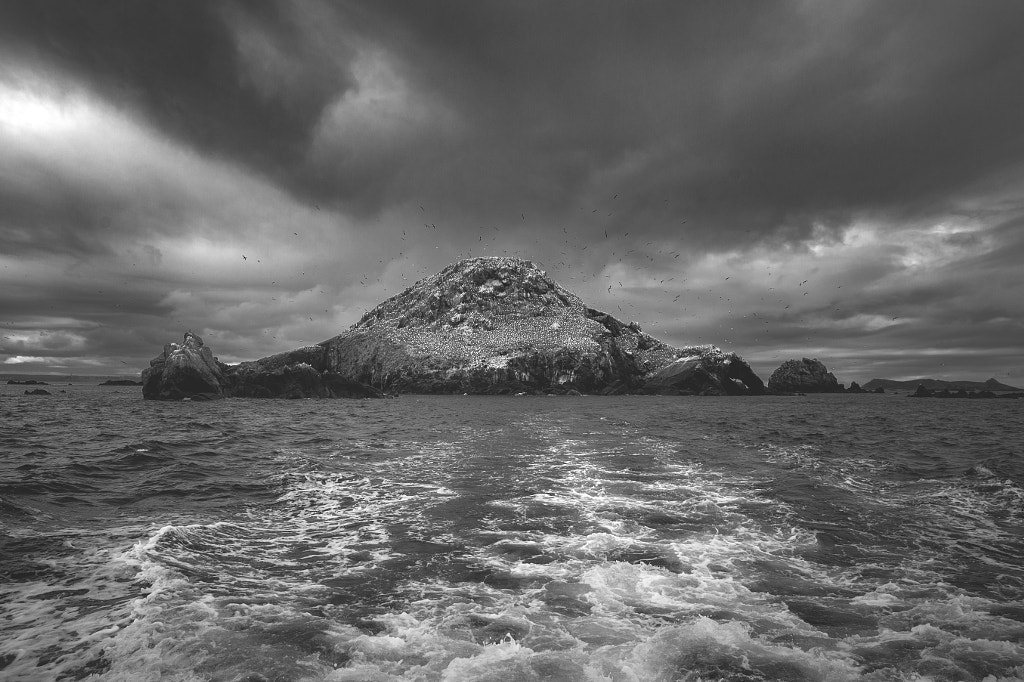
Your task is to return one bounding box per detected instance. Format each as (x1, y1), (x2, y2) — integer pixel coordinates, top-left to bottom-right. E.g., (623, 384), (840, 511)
(640, 349), (765, 396)
(230, 351), (383, 399)
(141, 257), (766, 399)
(767, 358), (844, 393)
(317, 258), (764, 396)
(142, 331), (231, 400)
(846, 381), (883, 394)
(142, 332), (383, 401)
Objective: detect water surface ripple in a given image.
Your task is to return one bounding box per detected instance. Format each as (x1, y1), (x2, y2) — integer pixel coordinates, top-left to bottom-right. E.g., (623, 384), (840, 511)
(1, 386), (1022, 680)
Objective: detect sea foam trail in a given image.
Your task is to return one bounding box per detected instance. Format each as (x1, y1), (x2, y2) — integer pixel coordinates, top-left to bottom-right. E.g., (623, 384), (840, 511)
(86, 435), (861, 679)
(3, 393), (1024, 680)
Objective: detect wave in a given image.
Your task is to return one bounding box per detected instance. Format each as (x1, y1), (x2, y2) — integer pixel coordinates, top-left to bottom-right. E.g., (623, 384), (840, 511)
(3, 394), (1024, 680)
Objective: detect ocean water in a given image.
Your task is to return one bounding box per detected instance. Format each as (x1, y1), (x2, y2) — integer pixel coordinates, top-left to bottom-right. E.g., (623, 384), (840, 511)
(1, 385), (1023, 682)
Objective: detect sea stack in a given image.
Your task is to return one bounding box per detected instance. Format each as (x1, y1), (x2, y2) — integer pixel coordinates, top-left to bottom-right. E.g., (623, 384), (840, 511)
(767, 358), (844, 393)
(142, 331), (230, 400)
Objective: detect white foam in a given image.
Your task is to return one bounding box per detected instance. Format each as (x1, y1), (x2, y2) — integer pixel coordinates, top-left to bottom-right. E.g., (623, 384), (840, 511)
(13, 407), (1022, 680)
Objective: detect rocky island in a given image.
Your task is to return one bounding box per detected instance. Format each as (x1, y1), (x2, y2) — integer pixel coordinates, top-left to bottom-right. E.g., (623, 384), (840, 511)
(142, 257), (765, 400)
(767, 358), (845, 393)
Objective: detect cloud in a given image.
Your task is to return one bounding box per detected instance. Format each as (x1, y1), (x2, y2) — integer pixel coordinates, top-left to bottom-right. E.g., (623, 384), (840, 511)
(1, 1), (1023, 379)
(4, 355), (48, 365)
(6, 1), (1024, 241)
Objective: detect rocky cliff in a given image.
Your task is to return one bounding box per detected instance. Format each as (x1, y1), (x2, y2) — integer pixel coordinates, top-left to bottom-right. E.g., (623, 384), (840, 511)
(317, 257), (764, 395)
(142, 331), (230, 400)
(142, 332), (383, 400)
(143, 257), (766, 399)
(767, 358), (844, 393)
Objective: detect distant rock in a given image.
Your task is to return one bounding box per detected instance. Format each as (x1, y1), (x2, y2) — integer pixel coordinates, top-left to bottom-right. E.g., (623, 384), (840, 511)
(7, 379), (48, 385)
(767, 358), (844, 394)
(640, 349), (765, 396)
(142, 331), (230, 400)
(909, 384), (1023, 399)
(863, 377), (1023, 392)
(845, 381), (882, 394)
(23, 388), (51, 395)
(984, 377), (1022, 391)
(99, 379), (143, 386)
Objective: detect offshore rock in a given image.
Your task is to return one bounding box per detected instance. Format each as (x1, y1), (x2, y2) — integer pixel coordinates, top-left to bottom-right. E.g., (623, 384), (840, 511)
(319, 257), (764, 395)
(767, 358), (844, 394)
(640, 349), (766, 396)
(142, 331), (229, 400)
(142, 334), (383, 400)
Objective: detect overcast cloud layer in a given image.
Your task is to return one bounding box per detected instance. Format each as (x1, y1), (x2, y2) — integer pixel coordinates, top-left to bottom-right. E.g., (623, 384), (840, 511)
(1, 0), (1023, 384)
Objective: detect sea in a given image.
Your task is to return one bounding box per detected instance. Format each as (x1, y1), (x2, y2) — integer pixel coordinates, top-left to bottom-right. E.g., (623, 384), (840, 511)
(1, 383), (1023, 682)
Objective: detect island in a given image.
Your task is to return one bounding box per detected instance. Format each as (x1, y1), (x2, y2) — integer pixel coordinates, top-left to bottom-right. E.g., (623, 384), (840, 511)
(142, 257), (766, 400)
(863, 377), (1022, 393)
(767, 358), (844, 393)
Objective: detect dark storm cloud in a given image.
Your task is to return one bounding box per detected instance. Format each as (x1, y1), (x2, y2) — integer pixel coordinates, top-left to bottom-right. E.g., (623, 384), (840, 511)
(5, 0), (1024, 242)
(2, 1), (1023, 378)
(318, 0), (1024, 244)
(0, 0), (355, 196)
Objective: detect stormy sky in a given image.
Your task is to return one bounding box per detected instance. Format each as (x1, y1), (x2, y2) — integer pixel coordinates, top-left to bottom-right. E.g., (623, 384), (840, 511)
(2, 0), (1023, 384)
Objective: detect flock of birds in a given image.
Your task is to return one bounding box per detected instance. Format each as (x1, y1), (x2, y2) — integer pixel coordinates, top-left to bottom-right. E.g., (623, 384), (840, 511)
(229, 195), (870, 355)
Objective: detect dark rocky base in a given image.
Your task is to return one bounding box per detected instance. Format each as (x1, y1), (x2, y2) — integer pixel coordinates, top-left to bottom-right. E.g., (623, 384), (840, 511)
(142, 332), (384, 401)
(99, 379), (143, 386)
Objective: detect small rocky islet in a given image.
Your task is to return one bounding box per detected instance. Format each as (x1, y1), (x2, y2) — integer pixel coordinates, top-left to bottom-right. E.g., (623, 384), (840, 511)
(142, 257), (765, 400)
(767, 358), (848, 394)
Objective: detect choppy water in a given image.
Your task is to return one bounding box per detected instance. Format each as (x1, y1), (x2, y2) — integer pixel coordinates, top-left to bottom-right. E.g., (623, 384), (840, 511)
(1, 384), (1023, 681)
